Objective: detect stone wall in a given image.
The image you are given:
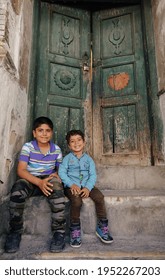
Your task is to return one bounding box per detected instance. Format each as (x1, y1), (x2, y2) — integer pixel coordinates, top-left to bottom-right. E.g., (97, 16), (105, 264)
(0, 0), (33, 237)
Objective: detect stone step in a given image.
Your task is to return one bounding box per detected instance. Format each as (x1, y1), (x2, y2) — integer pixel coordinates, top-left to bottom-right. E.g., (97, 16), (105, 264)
(18, 189), (165, 240)
(1, 189), (165, 259)
(1, 167), (165, 259)
(96, 165), (165, 190)
(1, 234), (165, 260)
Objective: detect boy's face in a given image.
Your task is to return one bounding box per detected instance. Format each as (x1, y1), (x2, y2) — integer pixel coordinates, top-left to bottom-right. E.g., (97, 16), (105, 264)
(68, 134), (85, 155)
(33, 124), (53, 145)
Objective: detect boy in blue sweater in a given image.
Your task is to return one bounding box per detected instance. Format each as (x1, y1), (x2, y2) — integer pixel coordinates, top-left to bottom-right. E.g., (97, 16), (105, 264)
(58, 130), (113, 247)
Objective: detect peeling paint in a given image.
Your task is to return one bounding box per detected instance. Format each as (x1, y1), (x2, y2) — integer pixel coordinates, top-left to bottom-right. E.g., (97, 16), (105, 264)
(0, 0), (32, 199)
(155, 0), (165, 15)
(5, 159), (11, 175)
(11, 0), (22, 15)
(9, 130), (17, 145)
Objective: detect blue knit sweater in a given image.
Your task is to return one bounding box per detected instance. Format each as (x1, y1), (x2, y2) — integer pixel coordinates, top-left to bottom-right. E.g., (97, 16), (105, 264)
(58, 152), (97, 191)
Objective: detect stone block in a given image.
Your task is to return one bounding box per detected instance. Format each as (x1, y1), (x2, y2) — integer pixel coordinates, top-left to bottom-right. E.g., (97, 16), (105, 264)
(96, 165), (165, 190)
(22, 192), (165, 242)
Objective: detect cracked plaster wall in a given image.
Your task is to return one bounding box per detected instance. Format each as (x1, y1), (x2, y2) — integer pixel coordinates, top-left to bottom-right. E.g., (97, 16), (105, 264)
(152, 0), (165, 157)
(0, 0), (33, 209)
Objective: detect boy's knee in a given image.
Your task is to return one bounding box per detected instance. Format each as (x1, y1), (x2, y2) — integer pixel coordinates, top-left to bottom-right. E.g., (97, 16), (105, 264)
(72, 196), (82, 208)
(11, 179), (29, 193)
(97, 192), (104, 203)
(98, 191), (104, 200)
(49, 178), (63, 191)
(92, 189), (104, 203)
(10, 179), (31, 202)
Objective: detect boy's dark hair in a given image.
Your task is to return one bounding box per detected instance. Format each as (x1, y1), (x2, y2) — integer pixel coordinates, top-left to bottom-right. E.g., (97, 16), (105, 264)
(66, 130), (85, 144)
(32, 116), (54, 130)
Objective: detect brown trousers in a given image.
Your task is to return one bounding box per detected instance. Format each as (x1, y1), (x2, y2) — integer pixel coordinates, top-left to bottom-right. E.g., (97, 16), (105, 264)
(64, 187), (107, 223)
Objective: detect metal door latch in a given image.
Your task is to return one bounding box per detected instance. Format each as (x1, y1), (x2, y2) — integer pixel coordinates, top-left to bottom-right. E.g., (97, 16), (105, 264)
(83, 63), (89, 71)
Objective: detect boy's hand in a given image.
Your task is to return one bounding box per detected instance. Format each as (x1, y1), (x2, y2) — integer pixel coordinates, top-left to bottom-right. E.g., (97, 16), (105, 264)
(70, 184), (81, 196)
(38, 178), (54, 196)
(80, 187), (90, 198)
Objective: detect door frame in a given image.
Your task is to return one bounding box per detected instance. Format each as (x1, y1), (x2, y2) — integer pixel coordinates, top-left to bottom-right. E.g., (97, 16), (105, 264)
(141, 0), (163, 165)
(28, 0), (163, 165)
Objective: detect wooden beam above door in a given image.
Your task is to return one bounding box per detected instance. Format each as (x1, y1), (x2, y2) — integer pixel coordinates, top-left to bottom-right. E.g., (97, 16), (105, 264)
(42, 0), (140, 3)
(41, 0), (140, 5)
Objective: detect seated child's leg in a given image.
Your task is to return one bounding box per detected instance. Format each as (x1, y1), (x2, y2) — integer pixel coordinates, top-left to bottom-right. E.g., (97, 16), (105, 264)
(89, 187), (106, 219)
(47, 179), (66, 252)
(5, 179), (35, 253)
(64, 188), (82, 223)
(64, 188), (82, 248)
(90, 187), (113, 244)
(47, 178), (66, 233)
(9, 179), (35, 233)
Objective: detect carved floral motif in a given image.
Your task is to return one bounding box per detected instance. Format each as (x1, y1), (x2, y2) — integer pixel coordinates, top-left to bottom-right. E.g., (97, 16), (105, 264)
(109, 19), (125, 55)
(61, 17), (74, 55)
(54, 70), (76, 90)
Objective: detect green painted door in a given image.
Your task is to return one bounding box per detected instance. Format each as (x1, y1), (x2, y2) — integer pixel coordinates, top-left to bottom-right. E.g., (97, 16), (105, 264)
(35, 3), (151, 165)
(35, 3), (91, 154)
(92, 6), (151, 165)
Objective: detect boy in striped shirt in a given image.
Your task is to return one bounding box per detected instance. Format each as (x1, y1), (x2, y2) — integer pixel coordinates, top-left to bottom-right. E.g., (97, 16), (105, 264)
(5, 116), (66, 253)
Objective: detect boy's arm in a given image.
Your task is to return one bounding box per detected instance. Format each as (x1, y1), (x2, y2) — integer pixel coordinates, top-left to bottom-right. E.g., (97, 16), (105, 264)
(82, 157), (97, 191)
(17, 161), (40, 185)
(80, 159), (97, 198)
(54, 145), (63, 170)
(58, 157), (73, 187)
(58, 157), (81, 195)
(50, 145), (63, 181)
(17, 161), (54, 197)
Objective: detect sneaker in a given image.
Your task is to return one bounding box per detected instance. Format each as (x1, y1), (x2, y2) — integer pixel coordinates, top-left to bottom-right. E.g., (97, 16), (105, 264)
(70, 223), (82, 248)
(4, 232), (21, 253)
(50, 232), (65, 253)
(96, 219), (113, 244)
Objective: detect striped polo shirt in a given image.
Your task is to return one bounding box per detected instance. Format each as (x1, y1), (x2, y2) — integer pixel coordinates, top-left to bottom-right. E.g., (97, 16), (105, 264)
(19, 140), (62, 176)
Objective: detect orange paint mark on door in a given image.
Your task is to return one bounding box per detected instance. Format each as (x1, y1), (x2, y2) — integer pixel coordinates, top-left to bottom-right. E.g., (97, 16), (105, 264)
(108, 72), (130, 90)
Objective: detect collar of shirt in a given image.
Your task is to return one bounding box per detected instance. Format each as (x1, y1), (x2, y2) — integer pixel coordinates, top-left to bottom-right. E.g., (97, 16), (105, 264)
(71, 151), (86, 159)
(32, 140), (55, 153)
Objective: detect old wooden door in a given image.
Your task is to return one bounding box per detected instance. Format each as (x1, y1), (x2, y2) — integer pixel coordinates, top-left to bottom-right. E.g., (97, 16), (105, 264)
(92, 6), (151, 165)
(35, 3), (91, 154)
(35, 2), (151, 165)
